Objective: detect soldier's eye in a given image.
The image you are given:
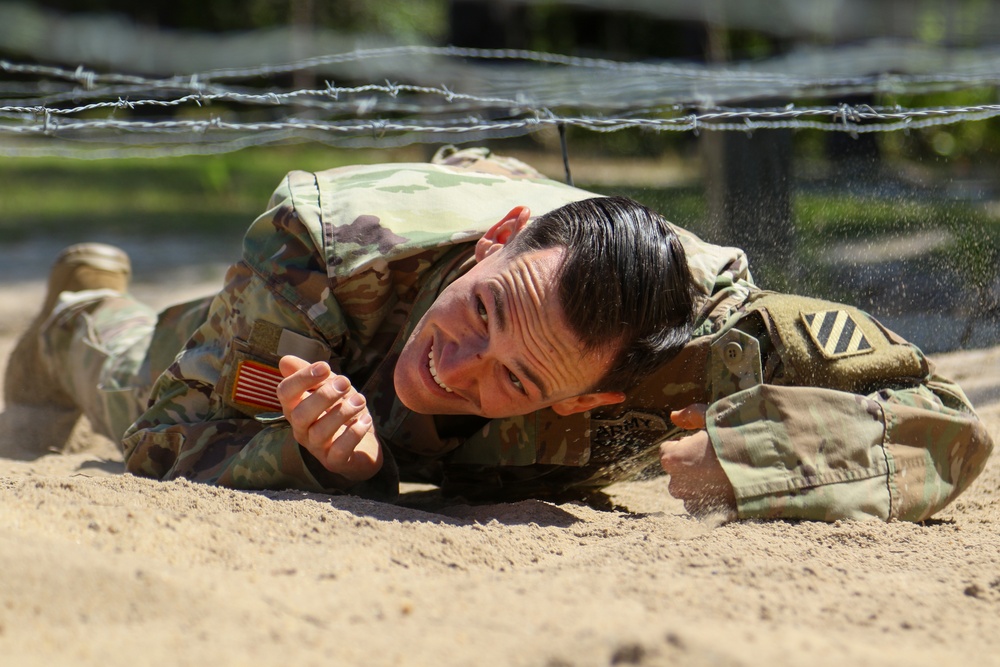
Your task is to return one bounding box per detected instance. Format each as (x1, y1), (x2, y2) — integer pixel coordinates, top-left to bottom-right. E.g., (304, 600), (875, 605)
(507, 369), (524, 394)
(476, 297), (488, 324)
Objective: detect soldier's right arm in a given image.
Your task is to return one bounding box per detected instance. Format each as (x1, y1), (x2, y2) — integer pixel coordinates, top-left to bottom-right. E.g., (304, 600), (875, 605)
(120, 253), (393, 496)
(119, 189), (402, 498)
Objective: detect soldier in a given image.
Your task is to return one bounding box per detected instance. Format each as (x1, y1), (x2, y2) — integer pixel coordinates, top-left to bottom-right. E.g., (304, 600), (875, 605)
(4, 148), (992, 522)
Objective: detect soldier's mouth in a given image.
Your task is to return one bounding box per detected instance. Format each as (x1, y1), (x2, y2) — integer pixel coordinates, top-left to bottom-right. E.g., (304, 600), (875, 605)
(428, 343), (454, 393)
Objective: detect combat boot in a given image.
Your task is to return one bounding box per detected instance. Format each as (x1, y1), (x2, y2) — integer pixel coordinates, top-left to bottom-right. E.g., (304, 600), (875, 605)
(2, 243), (131, 456)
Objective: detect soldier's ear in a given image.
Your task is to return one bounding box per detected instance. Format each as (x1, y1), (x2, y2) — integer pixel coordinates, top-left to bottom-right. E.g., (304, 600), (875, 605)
(550, 391), (625, 416)
(475, 206), (530, 262)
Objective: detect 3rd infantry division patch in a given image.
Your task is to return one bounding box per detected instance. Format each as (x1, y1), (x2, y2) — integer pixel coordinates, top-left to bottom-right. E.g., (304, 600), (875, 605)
(801, 310), (874, 359)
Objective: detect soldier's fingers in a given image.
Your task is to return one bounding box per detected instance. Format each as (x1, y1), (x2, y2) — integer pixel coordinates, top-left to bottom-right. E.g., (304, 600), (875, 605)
(658, 440), (678, 472)
(658, 440), (678, 473)
(286, 374), (354, 434)
(320, 412), (375, 477)
(277, 358), (333, 408)
(303, 389), (367, 447)
(667, 472), (699, 501)
(658, 431), (709, 472)
(670, 403), (708, 430)
(278, 354), (311, 378)
(666, 463), (719, 503)
(660, 433), (737, 517)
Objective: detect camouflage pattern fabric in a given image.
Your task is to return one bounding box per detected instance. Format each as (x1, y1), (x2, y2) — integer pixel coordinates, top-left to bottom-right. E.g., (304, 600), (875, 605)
(42, 289), (158, 442)
(42, 147), (993, 521)
(120, 150), (601, 498)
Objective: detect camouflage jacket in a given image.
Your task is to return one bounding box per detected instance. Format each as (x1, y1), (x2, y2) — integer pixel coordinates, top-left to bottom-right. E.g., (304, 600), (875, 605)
(122, 150), (993, 521)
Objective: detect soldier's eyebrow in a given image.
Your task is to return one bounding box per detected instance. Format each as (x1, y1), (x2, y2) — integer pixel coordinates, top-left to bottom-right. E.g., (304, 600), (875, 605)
(513, 358), (550, 401)
(489, 283), (507, 330)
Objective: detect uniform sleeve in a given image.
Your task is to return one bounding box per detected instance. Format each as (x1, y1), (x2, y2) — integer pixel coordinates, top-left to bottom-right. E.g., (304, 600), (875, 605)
(120, 195), (400, 500)
(123, 373), (359, 493)
(706, 373), (994, 522)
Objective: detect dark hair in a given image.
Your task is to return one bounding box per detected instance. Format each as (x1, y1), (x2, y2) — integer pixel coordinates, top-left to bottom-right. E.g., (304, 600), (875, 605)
(507, 196), (696, 392)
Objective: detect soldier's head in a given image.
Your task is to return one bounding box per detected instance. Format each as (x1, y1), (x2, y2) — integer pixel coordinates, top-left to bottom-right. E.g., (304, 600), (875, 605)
(394, 196), (696, 419)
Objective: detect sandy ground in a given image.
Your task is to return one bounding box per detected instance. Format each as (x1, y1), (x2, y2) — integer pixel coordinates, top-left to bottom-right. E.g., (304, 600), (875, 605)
(0, 239), (998, 667)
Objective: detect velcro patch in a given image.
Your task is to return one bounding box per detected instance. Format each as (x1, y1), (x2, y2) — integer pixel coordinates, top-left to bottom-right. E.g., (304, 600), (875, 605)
(232, 359), (283, 412)
(801, 310), (874, 359)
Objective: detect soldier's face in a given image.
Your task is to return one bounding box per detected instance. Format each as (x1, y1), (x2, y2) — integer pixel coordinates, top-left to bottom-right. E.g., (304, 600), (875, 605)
(395, 245), (611, 418)
(394, 207), (624, 419)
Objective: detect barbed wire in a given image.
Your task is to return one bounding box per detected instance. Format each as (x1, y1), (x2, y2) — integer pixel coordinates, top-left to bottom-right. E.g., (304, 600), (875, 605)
(5, 44), (1000, 98)
(2, 45), (999, 158)
(0, 82), (531, 116)
(4, 103), (999, 135)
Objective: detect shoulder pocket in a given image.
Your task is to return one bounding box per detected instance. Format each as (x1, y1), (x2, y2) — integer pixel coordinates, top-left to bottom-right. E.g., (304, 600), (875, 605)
(746, 293), (928, 394)
(220, 321), (331, 417)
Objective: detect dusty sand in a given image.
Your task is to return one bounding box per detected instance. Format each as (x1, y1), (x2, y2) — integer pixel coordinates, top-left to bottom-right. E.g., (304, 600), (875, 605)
(0, 239), (998, 667)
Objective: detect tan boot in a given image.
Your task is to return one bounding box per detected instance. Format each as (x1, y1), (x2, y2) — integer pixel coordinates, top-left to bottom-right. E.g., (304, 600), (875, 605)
(2, 243), (131, 456)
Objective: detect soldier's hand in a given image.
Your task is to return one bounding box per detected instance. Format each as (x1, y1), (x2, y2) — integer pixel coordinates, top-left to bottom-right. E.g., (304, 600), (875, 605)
(277, 355), (383, 482)
(659, 404), (737, 519)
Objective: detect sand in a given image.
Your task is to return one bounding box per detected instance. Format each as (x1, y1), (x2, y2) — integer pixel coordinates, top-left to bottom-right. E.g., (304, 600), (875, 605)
(0, 239), (998, 667)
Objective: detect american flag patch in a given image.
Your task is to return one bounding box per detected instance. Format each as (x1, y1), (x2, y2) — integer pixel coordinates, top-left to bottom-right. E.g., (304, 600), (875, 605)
(232, 359), (283, 412)
(801, 310), (874, 359)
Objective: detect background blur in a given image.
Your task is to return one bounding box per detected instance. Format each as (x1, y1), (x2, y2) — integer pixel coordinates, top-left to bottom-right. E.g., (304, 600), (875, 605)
(2, 0), (1000, 352)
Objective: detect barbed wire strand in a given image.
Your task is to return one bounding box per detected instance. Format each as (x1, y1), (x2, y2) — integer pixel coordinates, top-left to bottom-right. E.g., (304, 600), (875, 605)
(4, 104), (999, 136)
(2, 46), (999, 158)
(5, 45), (1000, 93)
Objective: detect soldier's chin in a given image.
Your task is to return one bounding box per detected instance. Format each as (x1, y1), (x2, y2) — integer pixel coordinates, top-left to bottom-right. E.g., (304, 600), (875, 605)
(392, 361), (417, 410)
(392, 356), (435, 415)
(394, 384), (422, 413)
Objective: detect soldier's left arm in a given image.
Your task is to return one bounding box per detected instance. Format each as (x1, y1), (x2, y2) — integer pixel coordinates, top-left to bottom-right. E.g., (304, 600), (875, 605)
(705, 373), (993, 521)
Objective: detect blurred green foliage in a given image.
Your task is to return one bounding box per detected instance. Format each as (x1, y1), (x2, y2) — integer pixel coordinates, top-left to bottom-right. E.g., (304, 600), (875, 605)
(28, 0), (449, 40)
(595, 176), (1000, 302)
(587, 184), (708, 235)
(878, 88), (1000, 163)
(3, 145), (994, 248)
(0, 145), (401, 239)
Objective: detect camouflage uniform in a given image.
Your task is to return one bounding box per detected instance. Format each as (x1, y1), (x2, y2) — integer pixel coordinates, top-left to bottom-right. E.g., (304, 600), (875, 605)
(43, 148), (993, 521)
